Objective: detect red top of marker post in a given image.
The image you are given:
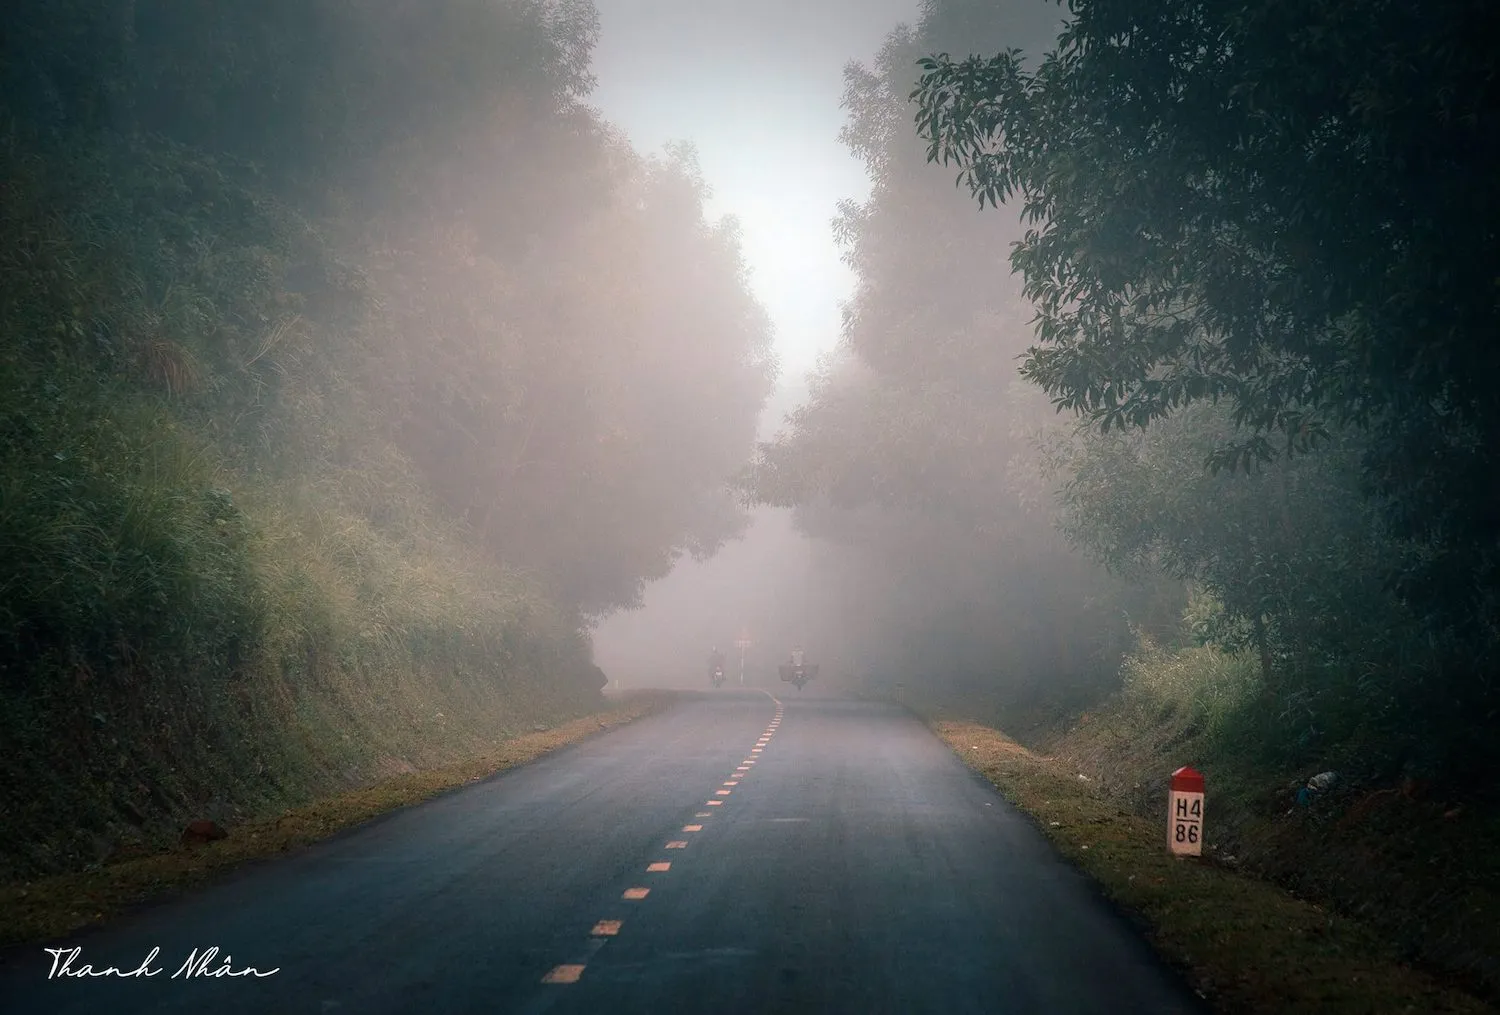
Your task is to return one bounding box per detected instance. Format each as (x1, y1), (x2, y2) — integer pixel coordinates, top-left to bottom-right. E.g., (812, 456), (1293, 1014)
(1170, 766), (1205, 793)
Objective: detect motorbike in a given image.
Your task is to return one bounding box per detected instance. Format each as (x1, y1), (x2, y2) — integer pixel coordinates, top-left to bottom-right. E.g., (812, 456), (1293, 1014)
(711, 664), (726, 688)
(778, 661), (818, 690)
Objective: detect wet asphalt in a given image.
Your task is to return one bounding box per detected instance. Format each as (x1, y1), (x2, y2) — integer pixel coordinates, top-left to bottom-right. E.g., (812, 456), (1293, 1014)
(0, 689), (1203, 1014)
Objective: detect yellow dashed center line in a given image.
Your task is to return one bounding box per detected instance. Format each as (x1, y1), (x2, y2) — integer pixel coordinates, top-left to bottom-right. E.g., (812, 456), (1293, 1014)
(551, 706), (795, 982)
(552, 705), (780, 986)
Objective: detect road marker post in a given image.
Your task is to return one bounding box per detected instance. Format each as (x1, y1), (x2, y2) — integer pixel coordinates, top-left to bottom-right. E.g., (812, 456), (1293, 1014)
(1167, 766), (1205, 857)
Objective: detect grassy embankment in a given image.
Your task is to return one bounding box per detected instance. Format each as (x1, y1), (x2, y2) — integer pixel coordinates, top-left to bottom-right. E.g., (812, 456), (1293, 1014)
(0, 691), (672, 949)
(0, 131), (632, 917)
(920, 642), (1498, 1014)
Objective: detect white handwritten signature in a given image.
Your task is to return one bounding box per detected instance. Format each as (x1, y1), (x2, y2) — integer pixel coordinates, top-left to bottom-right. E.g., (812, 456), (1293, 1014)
(44, 946), (280, 980)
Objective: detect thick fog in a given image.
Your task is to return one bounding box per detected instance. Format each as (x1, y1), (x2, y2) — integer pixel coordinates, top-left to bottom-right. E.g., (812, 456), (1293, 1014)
(6, 0), (1497, 894)
(590, 383), (837, 690)
(588, 0), (1092, 701)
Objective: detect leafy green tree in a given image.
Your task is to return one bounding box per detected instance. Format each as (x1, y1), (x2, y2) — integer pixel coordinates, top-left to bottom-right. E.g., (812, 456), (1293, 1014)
(359, 137), (774, 614)
(910, 0), (1500, 633)
(745, 3), (1153, 713)
(1048, 398), (1499, 769)
(2, 0), (599, 190)
(0, 0), (778, 875)
(3, 0), (774, 621)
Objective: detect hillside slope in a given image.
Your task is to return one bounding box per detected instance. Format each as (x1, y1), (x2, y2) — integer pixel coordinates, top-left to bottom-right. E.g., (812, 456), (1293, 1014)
(0, 0), (772, 881)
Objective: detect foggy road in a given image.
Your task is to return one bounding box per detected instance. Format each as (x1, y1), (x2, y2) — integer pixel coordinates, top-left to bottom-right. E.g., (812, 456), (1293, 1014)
(0, 692), (1201, 1015)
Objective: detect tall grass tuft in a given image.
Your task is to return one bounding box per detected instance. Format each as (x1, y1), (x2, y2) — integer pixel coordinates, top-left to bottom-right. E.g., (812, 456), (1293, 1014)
(1118, 637), (1261, 742)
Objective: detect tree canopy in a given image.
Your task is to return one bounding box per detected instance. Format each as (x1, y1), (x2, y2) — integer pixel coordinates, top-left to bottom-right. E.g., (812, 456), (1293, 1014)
(744, 1), (1143, 713)
(1, 0), (777, 876)
(910, 0), (1500, 628)
(745, 0), (1496, 772)
(1, 0), (775, 622)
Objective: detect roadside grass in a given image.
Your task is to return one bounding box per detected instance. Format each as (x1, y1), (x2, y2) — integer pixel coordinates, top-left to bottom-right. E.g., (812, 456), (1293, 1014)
(0, 691), (673, 950)
(0, 356), (617, 885)
(931, 719), (1493, 1015)
(0, 131), (619, 891)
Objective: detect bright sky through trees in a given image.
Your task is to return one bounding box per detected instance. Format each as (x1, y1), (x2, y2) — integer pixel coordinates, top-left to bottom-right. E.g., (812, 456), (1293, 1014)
(588, 0), (920, 379)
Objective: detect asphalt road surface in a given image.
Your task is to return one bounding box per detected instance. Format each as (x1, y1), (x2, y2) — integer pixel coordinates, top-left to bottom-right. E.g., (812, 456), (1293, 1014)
(1, 690), (1204, 1014)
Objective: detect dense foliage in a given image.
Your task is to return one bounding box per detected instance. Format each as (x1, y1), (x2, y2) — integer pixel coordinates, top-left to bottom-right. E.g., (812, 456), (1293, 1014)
(915, 3), (1496, 606)
(751, 0), (1496, 777)
(906, 0), (1497, 769)
(745, 0), (1160, 714)
(0, 0), (772, 875)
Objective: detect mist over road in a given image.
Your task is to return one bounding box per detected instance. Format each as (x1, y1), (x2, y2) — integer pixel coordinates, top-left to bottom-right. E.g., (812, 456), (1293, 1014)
(1, 692), (1200, 1014)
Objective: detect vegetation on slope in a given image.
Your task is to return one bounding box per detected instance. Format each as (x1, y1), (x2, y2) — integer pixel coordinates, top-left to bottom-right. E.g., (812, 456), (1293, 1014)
(751, 0), (1497, 799)
(0, 0), (773, 881)
(931, 717), (1494, 1014)
(0, 692), (673, 949)
(747, 0), (1499, 1004)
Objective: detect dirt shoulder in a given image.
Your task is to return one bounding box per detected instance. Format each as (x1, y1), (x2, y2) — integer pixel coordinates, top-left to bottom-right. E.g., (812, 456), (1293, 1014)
(0, 691), (675, 950)
(931, 719), (1492, 1015)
